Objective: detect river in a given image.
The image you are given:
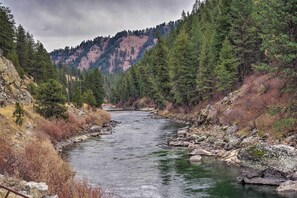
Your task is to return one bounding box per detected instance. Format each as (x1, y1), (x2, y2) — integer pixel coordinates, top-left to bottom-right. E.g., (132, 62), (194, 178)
(65, 111), (286, 198)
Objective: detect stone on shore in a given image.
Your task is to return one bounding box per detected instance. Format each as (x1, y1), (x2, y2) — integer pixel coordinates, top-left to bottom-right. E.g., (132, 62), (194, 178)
(89, 125), (102, 132)
(277, 180), (297, 192)
(190, 155), (202, 163)
(190, 148), (213, 156)
(25, 182), (49, 198)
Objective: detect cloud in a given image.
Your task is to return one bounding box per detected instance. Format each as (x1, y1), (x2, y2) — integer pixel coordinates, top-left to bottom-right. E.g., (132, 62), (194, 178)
(2, 0), (194, 51)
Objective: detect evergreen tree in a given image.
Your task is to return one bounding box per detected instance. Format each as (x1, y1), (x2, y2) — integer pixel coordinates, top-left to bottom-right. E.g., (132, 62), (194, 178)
(16, 25), (27, 69)
(170, 28), (195, 105)
(152, 34), (171, 98)
(82, 89), (97, 107)
(196, 24), (217, 100)
(86, 68), (104, 107)
(215, 38), (239, 93)
(35, 80), (67, 119)
(229, 0), (261, 82)
(0, 4), (14, 56)
(13, 102), (25, 126)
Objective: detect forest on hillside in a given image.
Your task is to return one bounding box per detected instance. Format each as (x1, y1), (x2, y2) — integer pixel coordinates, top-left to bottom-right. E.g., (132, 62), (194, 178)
(0, 2), (105, 109)
(109, 0), (296, 113)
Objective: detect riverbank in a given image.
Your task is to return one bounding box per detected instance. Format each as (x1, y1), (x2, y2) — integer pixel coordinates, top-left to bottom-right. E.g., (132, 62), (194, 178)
(55, 120), (119, 152)
(151, 83), (297, 192)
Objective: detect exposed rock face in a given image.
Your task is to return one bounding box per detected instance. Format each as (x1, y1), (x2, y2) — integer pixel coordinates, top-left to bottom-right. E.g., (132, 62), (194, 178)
(50, 23), (175, 74)
(0, 56), (33, 104)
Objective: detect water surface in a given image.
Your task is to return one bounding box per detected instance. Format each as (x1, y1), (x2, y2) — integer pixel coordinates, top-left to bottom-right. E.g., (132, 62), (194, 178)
(65, 111), (288, 198)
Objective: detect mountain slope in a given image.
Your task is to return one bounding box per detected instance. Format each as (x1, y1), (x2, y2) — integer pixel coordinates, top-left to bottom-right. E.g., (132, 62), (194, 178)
(50, 22), (177, 73)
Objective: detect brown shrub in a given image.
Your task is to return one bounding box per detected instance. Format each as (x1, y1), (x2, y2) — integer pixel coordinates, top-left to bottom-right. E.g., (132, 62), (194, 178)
(218, 74), (288, 128)
(0, 136), (16, 175)
(17, 137), (74, 193)
(37, 113), (83, 142)
(59, 180), (110, 198)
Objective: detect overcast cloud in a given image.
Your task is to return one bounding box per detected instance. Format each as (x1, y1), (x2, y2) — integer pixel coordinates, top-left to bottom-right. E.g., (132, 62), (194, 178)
(2, 0), (194, 51)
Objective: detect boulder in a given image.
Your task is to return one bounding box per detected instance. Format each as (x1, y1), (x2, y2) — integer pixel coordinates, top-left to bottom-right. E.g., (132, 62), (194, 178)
(177, 129), (188, 138)
(190, 155), (202, 163)
(226, 125), (239, 134)
(25, 182), (48, 198)
(277, 180), (297, 192)
(190, 148), (213, 156)
(237, 168), (287, 186)
(89, 125), (102, 132)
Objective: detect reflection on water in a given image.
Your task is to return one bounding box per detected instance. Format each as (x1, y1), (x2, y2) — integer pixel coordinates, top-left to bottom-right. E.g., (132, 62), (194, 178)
(65, 111), (290, 198)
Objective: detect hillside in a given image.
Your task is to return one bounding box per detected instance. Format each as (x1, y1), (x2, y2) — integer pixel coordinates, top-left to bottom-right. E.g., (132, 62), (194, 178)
(50, 22), (176, 73)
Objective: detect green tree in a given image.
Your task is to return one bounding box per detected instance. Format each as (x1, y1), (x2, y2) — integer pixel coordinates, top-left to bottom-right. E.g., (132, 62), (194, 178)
(229, 0), (261, 82)
(16, 25), (27, 69)
(152, 34), (171, 98)
(13, 102), (25, 126)
(35, 80), (67, 119)
(82, 89), (97, 107)
(215, 38), (239, 93)
(0, 4), (14, 56)
(196, 25), (217, 100)
(170, 28), (196, 105)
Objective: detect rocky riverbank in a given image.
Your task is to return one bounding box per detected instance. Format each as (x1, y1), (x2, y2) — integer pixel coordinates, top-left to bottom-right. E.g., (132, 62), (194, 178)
(159, 89), (297, 193)
(55, 120), (120, 152)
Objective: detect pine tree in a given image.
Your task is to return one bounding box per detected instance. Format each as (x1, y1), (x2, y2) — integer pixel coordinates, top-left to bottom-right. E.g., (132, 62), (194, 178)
(229, 0), (261, 82)
(170, 28), (195, 105)
(13, 102), (25, 126)
(196, 24), (217, 100)
(0, 4), (14, 56)
(88, 68), (104, 107)
(215, 38), (239, 93)
(152, 34), (171, 98)
(16, 25), (27, 69)
(35, 80), (67, 119)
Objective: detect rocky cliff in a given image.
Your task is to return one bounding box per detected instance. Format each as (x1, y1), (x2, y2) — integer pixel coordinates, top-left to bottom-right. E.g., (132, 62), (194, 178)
(0, 56), (33, 104)
(50, 22), (176, 73)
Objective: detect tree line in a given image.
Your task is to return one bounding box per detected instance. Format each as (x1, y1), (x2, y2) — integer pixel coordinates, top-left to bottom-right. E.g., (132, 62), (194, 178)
(0, 3), (104, 119)
(109, 0), (297, 114)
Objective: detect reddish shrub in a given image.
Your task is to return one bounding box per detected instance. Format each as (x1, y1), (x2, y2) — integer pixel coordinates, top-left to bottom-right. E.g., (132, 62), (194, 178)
(18, 138), (74, 193)
(59, 180), (111, 198)
(0, 137), (16, 175)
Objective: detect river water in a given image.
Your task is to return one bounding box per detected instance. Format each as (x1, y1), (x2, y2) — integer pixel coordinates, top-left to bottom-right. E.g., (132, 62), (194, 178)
(65, 111), (287, 198)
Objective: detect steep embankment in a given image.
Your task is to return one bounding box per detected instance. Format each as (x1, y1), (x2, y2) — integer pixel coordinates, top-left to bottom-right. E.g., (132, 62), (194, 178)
(50, 23), (175, 73)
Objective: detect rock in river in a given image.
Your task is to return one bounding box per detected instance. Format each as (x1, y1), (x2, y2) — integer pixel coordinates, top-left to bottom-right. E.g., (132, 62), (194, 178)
(190, 155), (202, 163)
(277, 180), (297, 192)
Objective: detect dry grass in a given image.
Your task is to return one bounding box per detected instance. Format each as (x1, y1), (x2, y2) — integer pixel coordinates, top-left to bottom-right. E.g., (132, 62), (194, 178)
(17, 137), (74, 193)
(0, 103), (111, 197)
(216, 74), (288, 129)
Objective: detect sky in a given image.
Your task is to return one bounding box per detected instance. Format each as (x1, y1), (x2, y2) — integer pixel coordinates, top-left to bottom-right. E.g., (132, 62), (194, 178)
(2, 0), (194, 52)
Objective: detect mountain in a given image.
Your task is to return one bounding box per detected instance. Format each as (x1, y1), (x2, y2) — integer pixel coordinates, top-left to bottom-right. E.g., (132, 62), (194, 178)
(50, 22), (177, 73)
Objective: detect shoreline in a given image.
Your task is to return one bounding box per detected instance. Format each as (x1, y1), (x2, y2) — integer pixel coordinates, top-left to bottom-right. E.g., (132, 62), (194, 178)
(158, 111), (297, 193)
(54, 120), (119, 153)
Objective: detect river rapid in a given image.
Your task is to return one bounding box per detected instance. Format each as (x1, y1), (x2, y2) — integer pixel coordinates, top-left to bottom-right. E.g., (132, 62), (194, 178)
(65, 111), (285, 198)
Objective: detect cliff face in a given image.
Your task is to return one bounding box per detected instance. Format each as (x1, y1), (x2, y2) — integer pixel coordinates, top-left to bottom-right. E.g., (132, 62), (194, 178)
(50, 22), (176, 73)
(0, 56), (33, 104)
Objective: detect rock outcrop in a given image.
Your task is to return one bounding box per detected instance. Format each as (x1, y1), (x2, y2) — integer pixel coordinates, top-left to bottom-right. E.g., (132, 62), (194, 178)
(0, 56), (33, 104)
